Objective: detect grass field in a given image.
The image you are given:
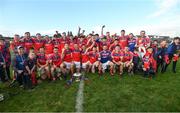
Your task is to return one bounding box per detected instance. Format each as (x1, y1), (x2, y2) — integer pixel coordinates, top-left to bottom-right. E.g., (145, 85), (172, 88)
(0, 61), (180, 112)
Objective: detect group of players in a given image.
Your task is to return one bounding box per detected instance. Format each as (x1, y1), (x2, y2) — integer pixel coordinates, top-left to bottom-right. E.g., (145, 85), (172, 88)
(0, 27), (180, 89)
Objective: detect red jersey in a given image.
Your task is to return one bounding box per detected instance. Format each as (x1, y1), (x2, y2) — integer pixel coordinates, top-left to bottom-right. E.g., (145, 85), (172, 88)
(144, 36), (150, 47)
(137, 38), (145, 46)
(87, 41), (99, 48)
(44, 40), (54, 55)
(69, 43), (75, 50)
(119, 35), (128, 49)
(77, 38), (87, 48)
(88, 51), (99, 64)
(24, 38), (34, 52)
(81, 50), (89, 63)
(11, 40), (24, 52)
(123, 51), (133, 62)
(72, 37), (78, 43)
(63, 49), (72, 62)
(50, 53), (62, 67)
(37, 53), (47, 65)
(137, 36), (150, 48)
(143, 51), (157, 71)
(72, 49), (81, 62)
(52, 38), (61, 53)
(109, 43), (120, 51)
(33, 39), (44, 53)
(111, 51), (124, 62)
(59, 38), (70, 50)
(106, 36), (113, 44)
(143, 52), (152, 69)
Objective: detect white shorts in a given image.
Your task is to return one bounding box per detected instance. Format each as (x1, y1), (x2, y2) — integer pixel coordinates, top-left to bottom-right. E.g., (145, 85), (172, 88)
(102, 61), (111, 70)
(82, 61), (89, 69)
(74, 61), (81, 69)
(64, 61), (72, 69)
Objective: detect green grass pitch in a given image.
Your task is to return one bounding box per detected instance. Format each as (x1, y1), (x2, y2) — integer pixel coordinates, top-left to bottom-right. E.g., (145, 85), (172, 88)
(0, 61), (180, 112)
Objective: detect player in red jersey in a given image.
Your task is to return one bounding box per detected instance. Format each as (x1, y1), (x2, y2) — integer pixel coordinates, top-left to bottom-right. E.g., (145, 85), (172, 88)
(49, 47), (63, 81)
(99, 37), (111, 51)
(119, 30), (128, 49)
(23, 32), (34, 53)
(69, 36), (75, 50)
(33, 33), (44, 53)
(44, 35), (54, 56)
(59, 32), (70, 50)
(109, 39), (120, 51)
(101, 25), (113, 44)
(11, 34), (24, 54)
(37, 47), (50, 80)
(87, 35), (99, 51)
(136, 30), (150, 58)
(81, 45), (90, 74)
(61, 43), (74, 76)
(142, 47), (156, 78)
(123, 47), (134, 75)
(52, 34), (61, 53)
(77, 36), (88, 48)
(87, 46), (100, 73)
(86, 33), (93, 41)
(111, 45), (124, 76)
(72, 43), (81, 75)
(59, 32), (66, 49)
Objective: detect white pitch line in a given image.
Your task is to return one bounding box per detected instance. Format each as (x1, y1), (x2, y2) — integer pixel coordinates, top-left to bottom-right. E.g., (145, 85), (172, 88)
(75, 79), (84, 112)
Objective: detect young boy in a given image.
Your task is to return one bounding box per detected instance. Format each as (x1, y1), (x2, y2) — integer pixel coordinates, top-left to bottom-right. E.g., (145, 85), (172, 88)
(13, 46), (27, 87)
(142, 47), (156, 78)
(133, 47), (140, 74)
(24, 52), (37, 88)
